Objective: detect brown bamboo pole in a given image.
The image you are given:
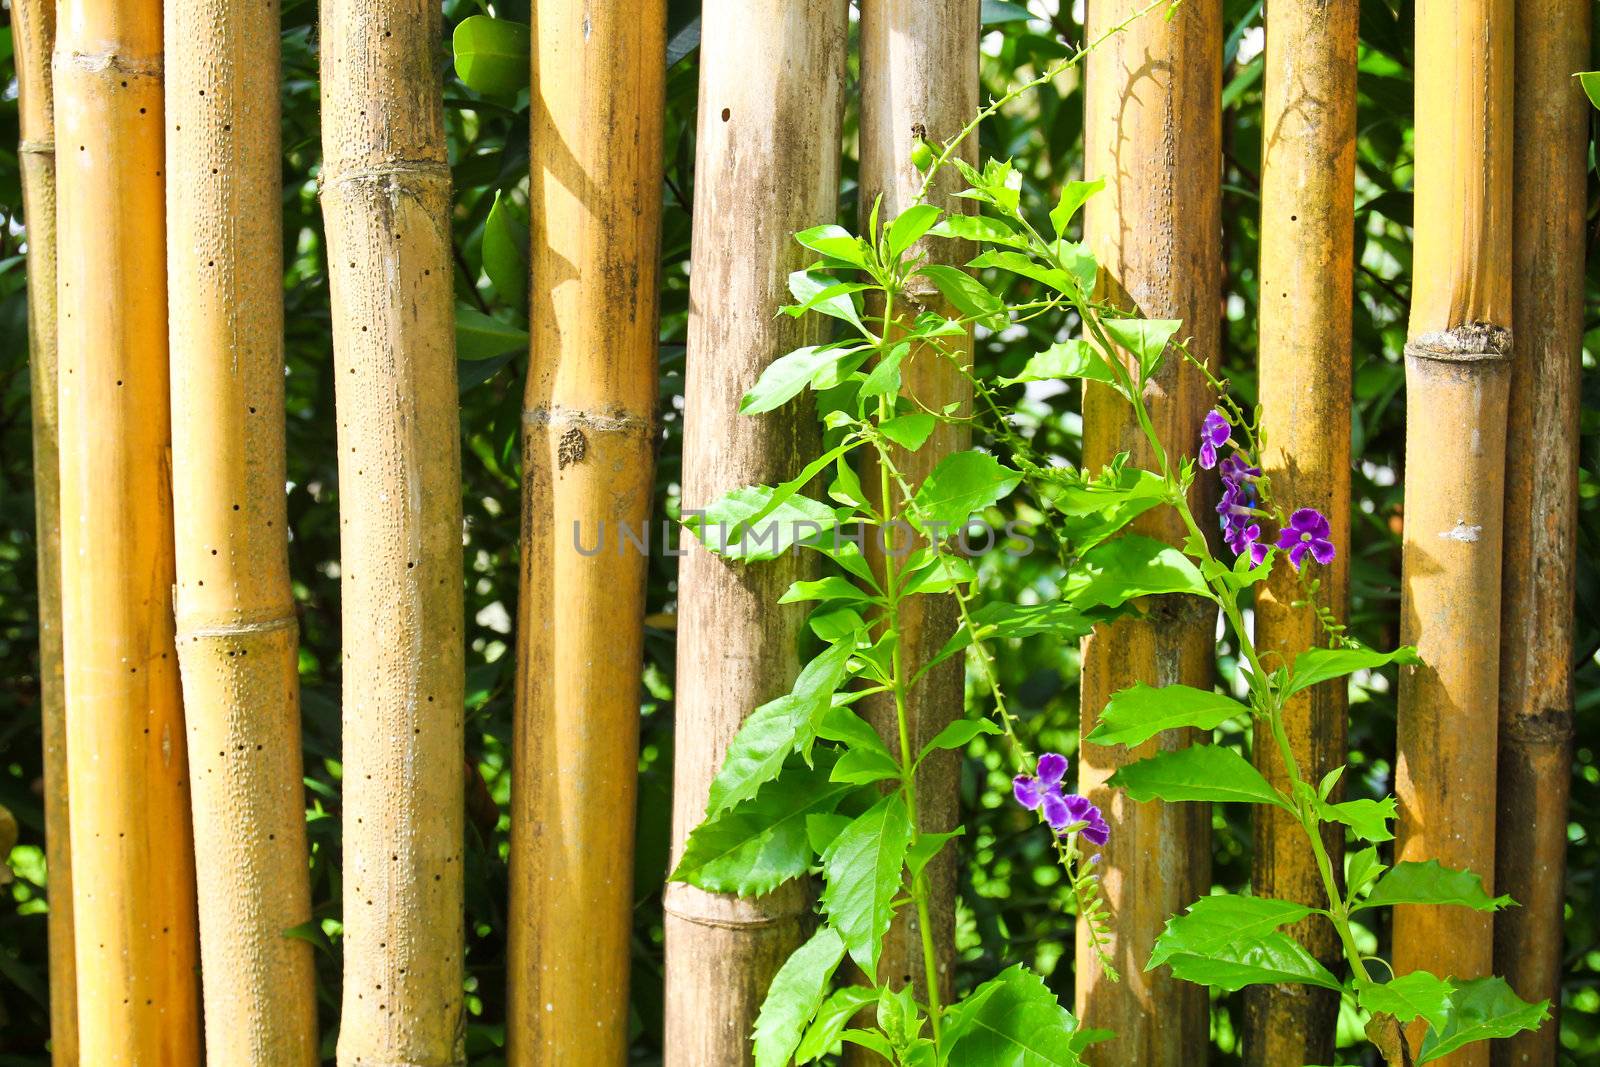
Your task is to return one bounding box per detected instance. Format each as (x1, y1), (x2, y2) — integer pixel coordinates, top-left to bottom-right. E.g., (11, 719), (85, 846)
(507, 4), (665, 1063)
(53, 0), (202, 1057)
(1076, 1), (1220, 1059)
(319, 0), (466, 1061)
(1491, 2), (1587, 1063)
(849, 0), (978, 1040)
(663, 3), (848, 1062)
(1245, 3), (1358, 1064)
(15, 1), (77, 1061)
(165, 0), (318, 1059)
(1393, 3), (1513, 1059)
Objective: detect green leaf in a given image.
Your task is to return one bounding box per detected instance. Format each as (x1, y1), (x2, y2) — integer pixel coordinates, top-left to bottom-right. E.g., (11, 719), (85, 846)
(704, 639), (856, 814)
(752, 926), (848, 1067)
(778, 577), (871, 605)
(740, 344), (853, 415)
(481, 191), (528, 312)
(1355, 860), (1513, 912)
(888, 204), (942, 258)
(452, 15), (530, 96)
(967, 249), (1078, 296)
(831, 746), (901, 785)
(1086, 683), (1250, 748)
(1101, 318), (1182, 379)
(820, 793), (912, 980)
(455, 305), (528, 362)
(1147, 894), (1317, 970)
(788, 269), (868, 332)
(1416, 977), (1550, 1063)
(1064, 535), (1212, 609)
(1163, 932), (1343, 992)
(880, 413), (936, 452)
(918, 717), (1001, 761)
(1346, 846), (1385, 898)
(897, 552), (976, 597)
(1358, 971), (1455, 1034)
(910, 450), (1021, 534)
(1049, 178), (1105, 237)
(1109, 744), (1286, 807)
(998, 339), (1119, 388)
(841, 1029), (897, 1059)
(928, 213), (1027, 248)
(923, 600), (1096, 677)
(860, 342), (908, 398)
(1316, 795), (1397, 843)
(795, 224), (869, 268)
(906, 829), (962, 880)
(795, 986), (878, 1063)
(1283, 645), (1420, 699)
(941, 964), (1084, 1066)
(918, 264), (1008, 331)
(1042, 466), (1168, 551)
(672, 756), (856, 896)
(688, 486), (837, 561)
(806, 812), (853, 855)
(1576, 72), (1600, 111)
(980, 0), (1035, 24)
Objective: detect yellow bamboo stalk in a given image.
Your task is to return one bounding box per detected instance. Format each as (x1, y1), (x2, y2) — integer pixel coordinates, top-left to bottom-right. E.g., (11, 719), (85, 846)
(53, 0), (201, 1059)
(165, 0), (318, 1059)
(850, 0), (978, 1037)
(1492, 2), (1587, 1063)
(1393, 8), (1513, 1056)
(663, 3), (848, 1062)
(319, 0), (466, 1061)
(1245, 3), (1357, 1063)
(507, 4), (665, 1063)
(1077, 1), (1220, 1059)
(14, 1), (77, 1061)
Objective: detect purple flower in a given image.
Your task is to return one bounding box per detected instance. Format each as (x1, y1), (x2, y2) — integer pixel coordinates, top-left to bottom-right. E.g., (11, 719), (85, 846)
(1062, 793), (1111, 846)
(1219, 453), (1261, 483)
(1014, 752), (1111, 845)
(1276, 507), (1335, 569)
(1198, 409), (1230, 470)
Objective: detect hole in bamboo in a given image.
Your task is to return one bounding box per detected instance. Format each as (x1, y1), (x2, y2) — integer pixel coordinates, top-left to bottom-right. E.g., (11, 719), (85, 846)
(720, 107), (730, 121)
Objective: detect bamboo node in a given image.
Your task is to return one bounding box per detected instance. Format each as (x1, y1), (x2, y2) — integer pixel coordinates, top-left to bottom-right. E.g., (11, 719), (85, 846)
(317, 159), (450, 195)
(1503, 706), (1575, 746)
(18, 138), (54, 156)
(661, 881), (811, 930)
(522, 405), (653, 438)
(175, 611), (298, 642)
(1404, 322), (1511, 364)
(58, 49), (163, 78)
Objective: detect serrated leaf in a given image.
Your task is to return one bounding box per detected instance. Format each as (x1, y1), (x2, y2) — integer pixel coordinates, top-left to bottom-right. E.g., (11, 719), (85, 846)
(1063, 535), (1212, 609)
(1147, 894), (1317, 970)
(1358, 971), (1454, 1034)
(1049, 178), (1105, 237)
(918, 264), (1007, 331)
(1109, 744), (1287, 807)
(1284, 645), (1420, 698)
(820, 794), (911, 979)
(795, 986), (878, 1063)
(455, 305), (528, 362)
(752, 926), (848, 1067)
(452, 15), (530, 96)
(1101, 318), (1181, 379)
(481, 191), (528, 312)
(999, 339), (1120, 387)
(910, 450), (1021, 534)
(1416, 977), (1549, 1063)
(1355, 860), (1512, 912)
(1086, 683), (1250, 748)
(1163, 931), (1343, 992)
(941, 964), (1084, 1066)
(1316, 795), (1396, 842)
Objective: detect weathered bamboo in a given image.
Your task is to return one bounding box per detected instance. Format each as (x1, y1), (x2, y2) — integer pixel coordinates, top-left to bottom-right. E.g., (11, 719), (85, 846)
(165, 0), (318, 1060)
(319, 0), (466, 1061)
(849, 0), (978, 1043)
(663, 3), (848, 1062)
(1077, 1), (1220, 1059)
(1394, 3), (1513, 1058)
(53, 0), (202, 1058)
(1245, 3), (1358, 1063)
(508, 4), (665, 1063)
(1492, 2), (1587, 1063)
(15, 0), (77, 1060)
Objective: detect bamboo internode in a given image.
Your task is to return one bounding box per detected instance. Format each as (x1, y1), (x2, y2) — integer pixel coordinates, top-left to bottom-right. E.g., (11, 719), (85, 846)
(1246, 3), (1358, 1063)
(509, 3), (666, 1063)
(1493, 1), (1587, 1063)
(165, 0), (318, 1059)
(851, 1), (979, 1036)
(53, 0), (202, 1058)
(1395, 3), (1514, 1059)
(319, 0), (467, 1060)
(1077, 1), (1221, 1059)
(663, 3), (849, 1062)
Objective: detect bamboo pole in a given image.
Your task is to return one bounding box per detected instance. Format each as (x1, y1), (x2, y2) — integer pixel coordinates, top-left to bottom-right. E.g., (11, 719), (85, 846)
(165, 0), (318, 1059)
(53, 0), (202, 1058)
(849, 0), (978, 1040)
(1076, 1), (1220, 1059)
(1394, 4), (1513, 1059)
(507, 4), (665, 1063)
(319, 0), (466, 1061)
(1245, 3), (1357, 1064)
(663, 3), (848, 1062)
(1492, 2), (1587, 1063)
(16, 0), (78, 1060)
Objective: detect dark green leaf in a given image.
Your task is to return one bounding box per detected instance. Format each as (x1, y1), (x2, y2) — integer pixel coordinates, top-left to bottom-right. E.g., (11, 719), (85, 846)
(455, 305), (528, 362)
(981, 0), (1035, 24)
(821, 794), (912, 979)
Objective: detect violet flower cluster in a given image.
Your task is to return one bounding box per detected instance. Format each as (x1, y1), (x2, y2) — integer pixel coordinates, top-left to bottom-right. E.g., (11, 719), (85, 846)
(1013, 752), (1110, 846)
(1199, 408), (1334, 571)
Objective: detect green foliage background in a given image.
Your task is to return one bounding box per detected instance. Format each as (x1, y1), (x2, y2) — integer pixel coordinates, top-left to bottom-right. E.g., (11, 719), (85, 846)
(0, 0), (1596, 1062)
